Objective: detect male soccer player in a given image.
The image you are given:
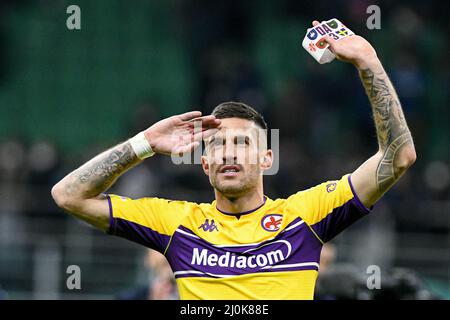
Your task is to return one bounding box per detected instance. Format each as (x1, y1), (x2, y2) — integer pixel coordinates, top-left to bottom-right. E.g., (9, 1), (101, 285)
(52, 22), (416, 299)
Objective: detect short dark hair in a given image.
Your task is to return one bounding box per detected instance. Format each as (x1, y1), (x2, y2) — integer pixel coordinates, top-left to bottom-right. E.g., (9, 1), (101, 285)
(212, 101), (268, 130)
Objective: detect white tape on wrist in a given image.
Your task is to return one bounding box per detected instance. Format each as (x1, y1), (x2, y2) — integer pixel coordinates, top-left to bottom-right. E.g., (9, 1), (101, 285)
(129, 131), (155, 160)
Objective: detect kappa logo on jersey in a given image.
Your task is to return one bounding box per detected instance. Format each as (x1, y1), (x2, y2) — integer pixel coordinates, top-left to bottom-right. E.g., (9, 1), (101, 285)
(198, 219), (219, 232)
(261, 214), (283, 232)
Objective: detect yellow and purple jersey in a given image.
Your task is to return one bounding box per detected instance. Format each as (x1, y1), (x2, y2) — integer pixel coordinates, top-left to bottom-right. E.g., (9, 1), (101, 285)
(107, 174), (371, 299)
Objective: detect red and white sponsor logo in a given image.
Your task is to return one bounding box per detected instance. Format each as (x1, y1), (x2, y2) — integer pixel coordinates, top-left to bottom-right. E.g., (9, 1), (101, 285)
(261, 214), (283, 232)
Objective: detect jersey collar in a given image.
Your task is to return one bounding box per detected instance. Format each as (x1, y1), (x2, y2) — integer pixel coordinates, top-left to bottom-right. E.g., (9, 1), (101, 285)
(215, 196), (268, 220)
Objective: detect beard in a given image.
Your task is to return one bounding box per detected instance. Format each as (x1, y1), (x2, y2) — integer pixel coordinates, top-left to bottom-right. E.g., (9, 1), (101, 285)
(210, 168), (260, 197)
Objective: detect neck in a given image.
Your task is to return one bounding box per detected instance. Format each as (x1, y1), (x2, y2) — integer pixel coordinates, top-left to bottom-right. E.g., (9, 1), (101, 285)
(215, 186), (265, 215)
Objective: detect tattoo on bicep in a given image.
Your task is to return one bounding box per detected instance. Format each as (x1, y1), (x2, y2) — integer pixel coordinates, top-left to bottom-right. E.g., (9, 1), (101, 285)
(360, 68), (413, 193)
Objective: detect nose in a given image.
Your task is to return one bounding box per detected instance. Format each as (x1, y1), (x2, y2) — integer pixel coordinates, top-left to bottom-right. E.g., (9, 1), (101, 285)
(222, 140), (237, 165)
(223, 154), (237, 165)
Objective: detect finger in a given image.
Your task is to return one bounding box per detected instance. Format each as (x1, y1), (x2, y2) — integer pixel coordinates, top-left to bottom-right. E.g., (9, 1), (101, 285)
(200, 117), (221, 128)
(324, 35), (337, 44)
(192, 128), (219, 142)
(312, 20), (320, 27)
(187, 114), (216, 124)
(174, 141), (200, 155)
(179, 111), (202, 121)
(189, 116), (221, 129)
(323, 35), (337, 52)
(177, 127), (218, 144)
(201, 128), (220, 140)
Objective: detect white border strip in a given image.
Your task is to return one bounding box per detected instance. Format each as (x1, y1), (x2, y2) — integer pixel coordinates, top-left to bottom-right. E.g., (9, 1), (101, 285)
(174, 270), (234, 278)
(174, 261), (319, 278)
(280, 220), (305, 233)
(262, 262), (319, 270)
(175, 228), (200, 239)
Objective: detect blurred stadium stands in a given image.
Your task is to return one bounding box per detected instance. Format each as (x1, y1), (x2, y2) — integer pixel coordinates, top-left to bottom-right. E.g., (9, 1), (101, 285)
(0, 0), (448, 299)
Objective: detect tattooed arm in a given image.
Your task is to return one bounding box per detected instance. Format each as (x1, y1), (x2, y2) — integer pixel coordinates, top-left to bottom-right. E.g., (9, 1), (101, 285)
(51, 142), (141, 231)
(351, 61), (416, 207)
(51, 111), (221, 231)
(320, 27), (416, 207)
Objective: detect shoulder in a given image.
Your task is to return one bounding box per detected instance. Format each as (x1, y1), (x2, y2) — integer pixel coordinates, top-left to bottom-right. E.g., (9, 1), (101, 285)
(287, 174), (352, 201)
(157, 198), (216, 219)
(272, 174), (354, 220)
(107, 194), (205, 223)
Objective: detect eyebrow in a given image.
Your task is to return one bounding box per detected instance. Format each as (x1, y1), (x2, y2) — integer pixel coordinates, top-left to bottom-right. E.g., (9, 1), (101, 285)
(208, 135), (219, 144)
(208, 134), (251, 144)
(234, 135), (251, 143)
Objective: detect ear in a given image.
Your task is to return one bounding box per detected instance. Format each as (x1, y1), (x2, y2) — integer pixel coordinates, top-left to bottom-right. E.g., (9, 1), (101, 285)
(260, 149), (273, 171)
(201, 155), (210, 176)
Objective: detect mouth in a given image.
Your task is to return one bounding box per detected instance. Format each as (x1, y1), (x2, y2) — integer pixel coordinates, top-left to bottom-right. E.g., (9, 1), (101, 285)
(218, 164), (241, 177)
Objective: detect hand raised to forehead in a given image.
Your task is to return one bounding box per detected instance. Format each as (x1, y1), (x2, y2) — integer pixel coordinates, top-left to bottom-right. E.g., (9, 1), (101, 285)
(144, 111), (221, 155)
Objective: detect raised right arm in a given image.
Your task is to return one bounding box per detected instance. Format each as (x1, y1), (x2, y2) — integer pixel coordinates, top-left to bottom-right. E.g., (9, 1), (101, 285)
(51, 111), (221, 232)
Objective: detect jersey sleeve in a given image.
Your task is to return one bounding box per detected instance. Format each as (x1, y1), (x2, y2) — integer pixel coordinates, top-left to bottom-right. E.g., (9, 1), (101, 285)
(106, 194), (193, 253)
(286, 174), (373, 243)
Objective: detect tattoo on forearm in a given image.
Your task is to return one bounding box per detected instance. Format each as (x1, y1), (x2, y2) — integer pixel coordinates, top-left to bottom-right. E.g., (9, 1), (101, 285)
(375, 132), (412, 191)
(360, 68), (413, 193)
(66, 142), (139, 197)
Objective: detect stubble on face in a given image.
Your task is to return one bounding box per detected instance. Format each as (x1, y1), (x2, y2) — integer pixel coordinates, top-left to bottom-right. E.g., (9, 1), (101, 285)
(210, 164), (260, 197)
(204, 119), (265, 198)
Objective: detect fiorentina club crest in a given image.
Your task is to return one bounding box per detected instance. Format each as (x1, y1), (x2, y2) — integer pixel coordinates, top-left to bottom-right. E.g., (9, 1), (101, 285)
(261, 214), (283, 232)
